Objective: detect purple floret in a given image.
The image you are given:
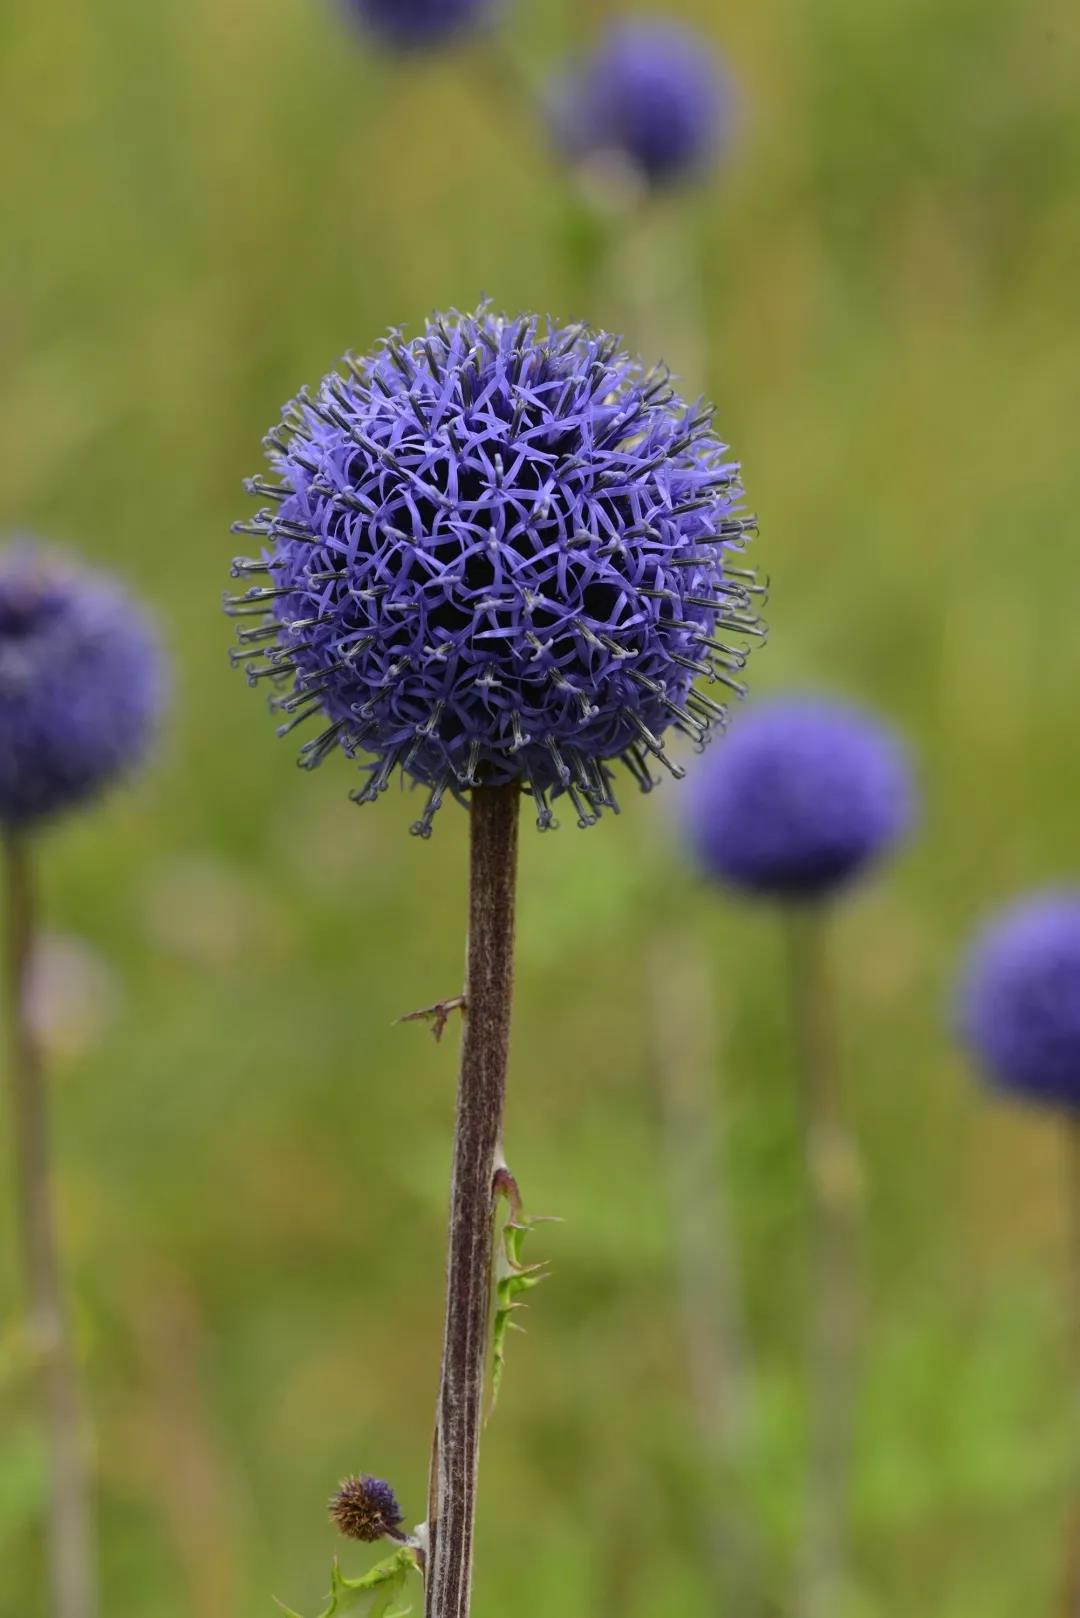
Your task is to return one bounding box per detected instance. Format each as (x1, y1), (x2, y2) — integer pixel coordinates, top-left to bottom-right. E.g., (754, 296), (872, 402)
(682, 696), (914, 900)
(549, 21), (730, 187)
(0, 546), (164, 828)
(229, 307), (762, 835)
(957, 893), (1080, 1112)
(345, 0), (501, 51)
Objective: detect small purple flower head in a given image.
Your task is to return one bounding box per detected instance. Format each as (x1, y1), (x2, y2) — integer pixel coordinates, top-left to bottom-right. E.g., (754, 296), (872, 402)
(329, 1474), (405, 1542)
(344, 0), (501, 52)
(549, 21), (730, 188)
(682, 696), (915, 901)
(229, 307), (762, 836)
(0, 545), (164, 828)
(956, 893), (1080, 1112)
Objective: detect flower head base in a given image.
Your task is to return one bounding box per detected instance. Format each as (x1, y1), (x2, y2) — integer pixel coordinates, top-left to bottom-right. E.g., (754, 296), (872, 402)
(329, 1475), (405, 1543)
(682, 696), (914, 901)
(956, 893), (1080, 1112)
(549, 21), (730, 188)
(229, 308), (761, 835)
(345, 0), (502, 52)
(0, 545), (164, 828)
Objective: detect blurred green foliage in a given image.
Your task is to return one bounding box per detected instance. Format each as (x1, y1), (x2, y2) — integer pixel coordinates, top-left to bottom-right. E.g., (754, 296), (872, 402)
(1, 0), (1079, 1613)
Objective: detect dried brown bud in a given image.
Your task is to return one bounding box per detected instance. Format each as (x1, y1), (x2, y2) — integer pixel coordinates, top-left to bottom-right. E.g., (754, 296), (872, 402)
(328, 1475), (404, 1543)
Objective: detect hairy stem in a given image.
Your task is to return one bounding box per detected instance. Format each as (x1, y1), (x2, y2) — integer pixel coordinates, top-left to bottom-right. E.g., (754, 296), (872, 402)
(1062, 1118), (1080, 1618)
(2, 831), (95, 1618)
(788, 906), (860, 1618)
(425, 783), (519, 1618)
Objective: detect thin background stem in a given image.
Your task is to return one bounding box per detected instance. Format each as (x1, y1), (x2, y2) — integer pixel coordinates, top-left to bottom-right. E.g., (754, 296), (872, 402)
(787, 905), (861, 1618)
(648, 933), (768, 1616)
(1062, 1117), (1080, 1618)
(2, 830), (95, 1618)
(425, 783), (519, 1618)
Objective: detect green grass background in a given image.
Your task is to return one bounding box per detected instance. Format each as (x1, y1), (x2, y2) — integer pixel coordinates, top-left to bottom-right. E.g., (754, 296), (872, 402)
(1, 0), (1079, 1612)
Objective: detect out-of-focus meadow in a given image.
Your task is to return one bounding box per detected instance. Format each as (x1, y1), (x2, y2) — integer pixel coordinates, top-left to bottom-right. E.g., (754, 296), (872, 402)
(1, 0), (1079, 1612)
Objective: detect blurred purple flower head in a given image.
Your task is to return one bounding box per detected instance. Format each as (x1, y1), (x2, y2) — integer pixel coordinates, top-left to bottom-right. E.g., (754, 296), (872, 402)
(682, 696), (915, 901)
(549, 20), (731, 188)
(0, 545), (164, 828)
(956, 893), (1080, 1112)
(329, 1474), (404, 1542)
(345, 0), (502, 51)
(229, 306), (762, 835)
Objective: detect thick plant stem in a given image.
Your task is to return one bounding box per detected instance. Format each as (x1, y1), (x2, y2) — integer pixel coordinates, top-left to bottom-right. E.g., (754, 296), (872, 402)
(1063, 1118), (1080, 1618)
(425, 783), (519, 1618)
(787, 906), (860, 1618)
(2, 832), (95, 1618)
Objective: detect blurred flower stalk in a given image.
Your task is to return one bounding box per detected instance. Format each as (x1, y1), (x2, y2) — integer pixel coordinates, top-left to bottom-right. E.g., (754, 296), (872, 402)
(648, 936), (766, 1614)
(684, 696), (915, 1617)
(957, 893), (1080, 1614)
(0, 544), (164, 1618)
(548, 19), (734, 382)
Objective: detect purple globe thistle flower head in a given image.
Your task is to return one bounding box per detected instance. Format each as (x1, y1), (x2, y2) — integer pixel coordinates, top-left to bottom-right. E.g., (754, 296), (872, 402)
(344, 0), (502, 52)
(228, 306), (762, 837)
(682, 696), (915, 902)
(956, 893), (1080, 1112)
(0, 545), (164, 828)
(329, 1474), (405, 1542)
(549, 21), (730, 189)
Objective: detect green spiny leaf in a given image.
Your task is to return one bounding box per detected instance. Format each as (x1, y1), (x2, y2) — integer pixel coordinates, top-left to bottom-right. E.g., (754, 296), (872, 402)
(489, 1173), (558, 1419)
(274, 1547), (418, 1618)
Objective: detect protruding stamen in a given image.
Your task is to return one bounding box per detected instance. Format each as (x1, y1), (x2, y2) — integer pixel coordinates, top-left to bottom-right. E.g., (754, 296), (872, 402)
(599, 764), (622, 815)
(410, 775), (449, 839)
(565, 781), (596, 829)
(669, 652), (715, 681)
(458, 738), (481, 786)
(532, 782), (556, 831)
(714, 613), (767, 642)
(298, 721), (348, 769)
(625, 711), (686, 778)
(350, 749), (399, 805)
(406, 701), (442, 743)
(234, 623), (280, 648)
(543, 735), (572, 787)
(620, 745), (657, 795)
(686, 689), (729, 726)
(243, 478), (291, 503)
(247, 660), (296, 685)
(659, 695), (707, 741)
(275, 700), (323, 737)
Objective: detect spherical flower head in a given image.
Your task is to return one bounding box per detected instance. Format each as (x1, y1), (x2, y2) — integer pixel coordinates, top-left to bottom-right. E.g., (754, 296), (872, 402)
(549, 21), (730, 188)
(0, 545), (164, 828)
(329, 1474), (404, 1542)
(682, 696), (915, 901)
(344, 0), (502, 52)
(229, 307), (761, 836)
(956, 893), (1080, 1112)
